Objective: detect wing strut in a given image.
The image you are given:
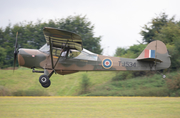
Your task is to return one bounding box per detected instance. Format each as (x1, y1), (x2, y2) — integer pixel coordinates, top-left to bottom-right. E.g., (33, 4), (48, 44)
(49, 37), (54, 70)
(48, 37), (69, 78)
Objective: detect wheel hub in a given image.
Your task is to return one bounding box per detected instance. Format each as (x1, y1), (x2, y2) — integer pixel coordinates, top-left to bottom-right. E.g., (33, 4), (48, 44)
(41, 77), (47, 82)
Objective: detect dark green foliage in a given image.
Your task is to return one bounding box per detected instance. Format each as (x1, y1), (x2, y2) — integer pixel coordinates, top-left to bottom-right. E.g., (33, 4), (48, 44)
(0, 47), (6, 68)
(165, 73), (180, 97)
(112, 71), (133, 81)
(115, 44), (146, 58)
(85, 73), (179, 96)
(112, 71), (148, 81)
(114, 47), (127, 57)
(0, 15), (103, 68)
(166, 74), (180, 91)
(140, 12), (175, 43)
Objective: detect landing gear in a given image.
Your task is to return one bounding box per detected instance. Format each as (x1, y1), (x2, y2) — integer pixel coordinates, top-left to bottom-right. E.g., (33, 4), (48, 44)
(41, 80), (51, 88)
(39, 75), (51, 88)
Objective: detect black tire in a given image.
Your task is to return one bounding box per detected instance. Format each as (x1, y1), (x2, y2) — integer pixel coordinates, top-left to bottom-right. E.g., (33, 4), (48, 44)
(39, 75), (49, 84)
(41, 80), (51, 88)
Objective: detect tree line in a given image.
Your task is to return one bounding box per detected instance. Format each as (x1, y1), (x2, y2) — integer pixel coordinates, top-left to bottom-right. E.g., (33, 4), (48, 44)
(0, 13), (180, 73)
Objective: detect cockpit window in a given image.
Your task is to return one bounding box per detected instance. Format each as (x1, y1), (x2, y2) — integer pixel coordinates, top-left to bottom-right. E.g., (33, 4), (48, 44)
(39, 44), (97, 61)
(74, 49), (98, 61)
(39, 44), (50, 52)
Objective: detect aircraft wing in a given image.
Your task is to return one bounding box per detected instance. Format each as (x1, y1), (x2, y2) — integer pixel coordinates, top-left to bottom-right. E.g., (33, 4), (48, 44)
(43, 27), (83, 51)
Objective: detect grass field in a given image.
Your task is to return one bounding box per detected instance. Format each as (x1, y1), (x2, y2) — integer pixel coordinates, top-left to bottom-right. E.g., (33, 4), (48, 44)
(0, 68), (116, 96)
(1, 68), (180, 96)
(0, 97), (180, 118)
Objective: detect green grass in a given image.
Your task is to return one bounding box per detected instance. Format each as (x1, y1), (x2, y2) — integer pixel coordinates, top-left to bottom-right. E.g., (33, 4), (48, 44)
(86, 71), (180, 96)
(0, 97), (180, 118)
(0, 68), (116, 96)
(1, 67), (180, 96)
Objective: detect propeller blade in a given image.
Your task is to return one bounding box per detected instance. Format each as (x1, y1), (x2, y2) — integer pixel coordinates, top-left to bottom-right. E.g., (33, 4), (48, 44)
(13, 32), (18, 72)
(13, 52), (17, 72)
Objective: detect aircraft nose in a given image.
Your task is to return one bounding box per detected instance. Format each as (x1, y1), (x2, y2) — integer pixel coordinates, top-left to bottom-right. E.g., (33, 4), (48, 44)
(17, 48), (37, 67)
(17, 48), (48, 68)
(18, 49), (25, 66)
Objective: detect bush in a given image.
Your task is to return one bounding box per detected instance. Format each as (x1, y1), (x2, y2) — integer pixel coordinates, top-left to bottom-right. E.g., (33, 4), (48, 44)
(166, 74), (180, 91)
(112, 72), (133, 81)
(112, 71), (148, 81)
(80, 74), (91, 94)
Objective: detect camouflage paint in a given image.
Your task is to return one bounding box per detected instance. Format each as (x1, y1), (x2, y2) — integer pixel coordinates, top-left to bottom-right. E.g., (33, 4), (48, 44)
(18, 48), (48, 68)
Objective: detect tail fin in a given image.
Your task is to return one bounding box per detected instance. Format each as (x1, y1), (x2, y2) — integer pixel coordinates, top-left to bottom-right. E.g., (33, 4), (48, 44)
(137, 40), (171, 70)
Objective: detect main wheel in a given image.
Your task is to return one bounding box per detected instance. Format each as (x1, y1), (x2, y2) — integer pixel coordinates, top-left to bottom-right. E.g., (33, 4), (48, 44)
(41, 80), (51, 88)
(39, 75), (49, 85)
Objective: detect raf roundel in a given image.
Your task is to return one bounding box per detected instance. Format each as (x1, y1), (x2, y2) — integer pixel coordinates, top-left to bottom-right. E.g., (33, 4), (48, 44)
(102, 58), (113, 69)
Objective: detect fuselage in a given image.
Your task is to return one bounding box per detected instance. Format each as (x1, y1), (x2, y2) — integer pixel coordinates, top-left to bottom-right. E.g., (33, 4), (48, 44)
(17, 44), (170, 75)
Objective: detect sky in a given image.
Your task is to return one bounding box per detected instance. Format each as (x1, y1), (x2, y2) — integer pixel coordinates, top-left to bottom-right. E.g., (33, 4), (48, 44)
(1, 0), (180, 56)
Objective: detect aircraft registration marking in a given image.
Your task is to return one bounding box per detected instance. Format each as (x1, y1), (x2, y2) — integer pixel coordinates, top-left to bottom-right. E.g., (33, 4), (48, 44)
(119, 61), (136, 67)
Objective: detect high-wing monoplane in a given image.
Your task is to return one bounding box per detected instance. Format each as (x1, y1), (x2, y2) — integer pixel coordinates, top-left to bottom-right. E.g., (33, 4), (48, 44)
(13, 27), (171, 88)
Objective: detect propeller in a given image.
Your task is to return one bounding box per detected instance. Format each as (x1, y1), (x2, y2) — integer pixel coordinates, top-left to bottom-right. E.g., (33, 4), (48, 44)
(13, 32), (18, 72)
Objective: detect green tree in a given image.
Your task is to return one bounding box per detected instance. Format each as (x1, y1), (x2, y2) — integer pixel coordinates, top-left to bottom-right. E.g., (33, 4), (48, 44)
(114, 47), (127, 57)
(123, 44), (146, 58)
(115, 44), (146, 58)
(0, 47), (6, 68)
(140, 12), (175, 43)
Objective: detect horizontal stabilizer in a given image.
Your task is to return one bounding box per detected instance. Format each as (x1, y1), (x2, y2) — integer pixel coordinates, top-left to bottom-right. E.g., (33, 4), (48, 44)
(137, 58), (162, 62)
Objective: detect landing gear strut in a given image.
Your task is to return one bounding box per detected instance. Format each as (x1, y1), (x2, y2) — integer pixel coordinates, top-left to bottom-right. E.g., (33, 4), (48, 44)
(39, 75), (51, 88)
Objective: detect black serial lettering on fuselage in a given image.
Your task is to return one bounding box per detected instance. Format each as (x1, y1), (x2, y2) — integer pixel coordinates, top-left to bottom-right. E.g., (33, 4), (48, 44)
(119, 61), (136, 67)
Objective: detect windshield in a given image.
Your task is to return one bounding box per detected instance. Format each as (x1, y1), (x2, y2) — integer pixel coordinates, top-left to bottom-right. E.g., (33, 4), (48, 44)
(74, 49), (98, 61)
(39, 44), (50, 52)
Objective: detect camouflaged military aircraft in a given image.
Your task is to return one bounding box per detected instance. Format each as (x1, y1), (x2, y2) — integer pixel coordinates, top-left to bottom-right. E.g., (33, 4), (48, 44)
(13, 27), (171, 88)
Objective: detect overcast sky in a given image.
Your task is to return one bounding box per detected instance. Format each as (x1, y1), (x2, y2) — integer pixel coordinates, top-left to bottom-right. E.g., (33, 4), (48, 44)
(1, 0), (180, 56)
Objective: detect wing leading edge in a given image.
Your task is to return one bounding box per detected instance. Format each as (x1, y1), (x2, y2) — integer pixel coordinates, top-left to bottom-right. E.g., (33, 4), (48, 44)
(43, 27), (83, 51)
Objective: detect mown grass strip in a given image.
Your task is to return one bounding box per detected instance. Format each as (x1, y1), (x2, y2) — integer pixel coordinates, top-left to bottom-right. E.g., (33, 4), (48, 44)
(0, 97), (180, 118)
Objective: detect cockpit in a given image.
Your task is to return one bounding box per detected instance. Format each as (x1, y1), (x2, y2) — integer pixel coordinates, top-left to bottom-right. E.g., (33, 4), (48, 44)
(39, 44), (50, 52)
(39, 44), (98, 61)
